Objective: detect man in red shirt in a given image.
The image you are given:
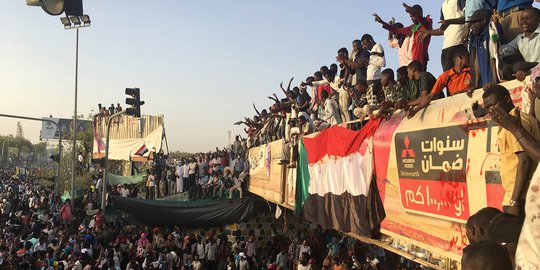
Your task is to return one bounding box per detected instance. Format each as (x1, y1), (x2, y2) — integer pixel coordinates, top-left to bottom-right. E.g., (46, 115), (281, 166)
(408, 47), (472, 116)
(374, 3), (433, 69)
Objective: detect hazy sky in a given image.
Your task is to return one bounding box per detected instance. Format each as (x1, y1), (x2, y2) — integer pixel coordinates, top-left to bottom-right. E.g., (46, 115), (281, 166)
(3, 1), (532, 153)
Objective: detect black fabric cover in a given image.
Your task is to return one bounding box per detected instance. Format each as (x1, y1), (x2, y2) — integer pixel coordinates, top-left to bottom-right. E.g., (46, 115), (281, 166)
(111, 196), (262, 226)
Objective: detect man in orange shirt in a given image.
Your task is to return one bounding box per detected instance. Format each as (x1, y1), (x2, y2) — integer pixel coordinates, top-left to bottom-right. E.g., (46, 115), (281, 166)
(408, 47), (472, 116)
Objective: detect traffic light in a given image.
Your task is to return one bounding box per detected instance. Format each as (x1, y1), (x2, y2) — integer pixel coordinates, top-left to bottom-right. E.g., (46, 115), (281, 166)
(125, 88), (145, 117)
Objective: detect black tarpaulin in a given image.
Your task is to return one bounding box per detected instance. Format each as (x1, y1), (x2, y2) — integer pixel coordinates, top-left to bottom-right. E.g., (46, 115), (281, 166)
(111, 196), (261, 226)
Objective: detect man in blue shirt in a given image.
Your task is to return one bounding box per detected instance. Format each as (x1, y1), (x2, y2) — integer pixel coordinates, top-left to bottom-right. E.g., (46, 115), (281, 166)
(468, 9), (504, 88)
(462, 0), (498, 44)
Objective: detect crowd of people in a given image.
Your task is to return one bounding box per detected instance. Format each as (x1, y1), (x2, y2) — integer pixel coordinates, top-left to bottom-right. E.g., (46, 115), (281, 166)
(231, 1), (540, 269)
(3, 1), (540, 269)
(236, 1), (540, 164)
(139, 142), (249, 202)
(96, 104), (123, 117)
(0, 160), (434, 270)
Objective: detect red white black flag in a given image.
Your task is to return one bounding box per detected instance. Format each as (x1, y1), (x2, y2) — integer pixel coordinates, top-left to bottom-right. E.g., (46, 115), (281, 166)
(135, 144), (149, 156)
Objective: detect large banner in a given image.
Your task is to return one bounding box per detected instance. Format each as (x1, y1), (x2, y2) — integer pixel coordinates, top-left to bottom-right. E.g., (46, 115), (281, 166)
(374, 79), (524, 261)
(92, 115), (164, 161)
(394, 125), (470, 222)
(247, 139), (285, 204)
(41, 117), (92, 140)
(247, 79), (526, 263)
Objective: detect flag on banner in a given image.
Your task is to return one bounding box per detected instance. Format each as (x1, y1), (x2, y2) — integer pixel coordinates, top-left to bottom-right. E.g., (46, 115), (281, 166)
(93, 127), (105, 153)
(135, 144), (149, 156)
(295, 118), (385, 237)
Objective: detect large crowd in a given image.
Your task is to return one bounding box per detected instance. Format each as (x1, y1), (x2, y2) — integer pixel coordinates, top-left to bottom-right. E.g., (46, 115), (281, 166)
(0, 161), (433, 270)
(233, 1), (540, 269)
(3, 0), (540, 269)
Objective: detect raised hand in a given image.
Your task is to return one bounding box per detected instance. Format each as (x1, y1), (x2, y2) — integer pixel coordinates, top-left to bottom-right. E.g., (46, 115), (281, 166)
(403, 3), (413, 13)
(287, 77), (294, 92)
(373, 13), (384, 24)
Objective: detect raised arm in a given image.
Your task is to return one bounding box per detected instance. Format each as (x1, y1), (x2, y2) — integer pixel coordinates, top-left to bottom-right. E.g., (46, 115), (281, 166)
(267, 96), (279, 104)
(253, 103), (262, 116)
(287, 77), (294, 92)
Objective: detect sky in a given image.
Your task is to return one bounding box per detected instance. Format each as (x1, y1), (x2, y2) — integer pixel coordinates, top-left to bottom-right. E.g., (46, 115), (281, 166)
(0, 1), (476, 152)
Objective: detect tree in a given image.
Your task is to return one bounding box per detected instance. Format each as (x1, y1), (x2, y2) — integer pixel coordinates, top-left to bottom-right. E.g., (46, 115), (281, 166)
(169, 151), (193, 159)
(32, 142), (48, 160)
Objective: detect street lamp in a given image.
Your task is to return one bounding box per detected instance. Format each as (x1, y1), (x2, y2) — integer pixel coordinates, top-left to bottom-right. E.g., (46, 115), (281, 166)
(60, 14), (90, 203)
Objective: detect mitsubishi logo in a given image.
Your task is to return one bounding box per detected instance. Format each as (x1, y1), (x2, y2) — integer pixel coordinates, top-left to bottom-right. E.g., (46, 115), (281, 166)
(401, 135), (416, 158)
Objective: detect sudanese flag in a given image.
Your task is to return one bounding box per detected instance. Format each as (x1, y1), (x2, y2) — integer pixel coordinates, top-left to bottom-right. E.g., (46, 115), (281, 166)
(295, 118), (385, 237)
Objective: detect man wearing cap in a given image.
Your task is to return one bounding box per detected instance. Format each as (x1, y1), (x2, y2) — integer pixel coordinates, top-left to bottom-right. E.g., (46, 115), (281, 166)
(239, 252), (249, 270)
(462, 0), (498, 44)
(468, 9), (504, 88)
(375, 3), (433, 69)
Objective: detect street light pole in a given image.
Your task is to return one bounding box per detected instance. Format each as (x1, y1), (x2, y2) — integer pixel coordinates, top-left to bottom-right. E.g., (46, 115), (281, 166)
(102, 110), (126, 212)
(71, 26), (79, 204)
(60, 15), (90, 204)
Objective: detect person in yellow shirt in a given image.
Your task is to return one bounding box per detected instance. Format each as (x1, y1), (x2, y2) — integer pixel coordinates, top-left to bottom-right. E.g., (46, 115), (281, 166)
(483, 85), (540, 216)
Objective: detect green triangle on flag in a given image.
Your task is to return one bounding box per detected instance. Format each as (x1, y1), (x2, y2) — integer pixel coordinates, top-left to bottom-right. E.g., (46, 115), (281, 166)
(295, 138), (310, 215)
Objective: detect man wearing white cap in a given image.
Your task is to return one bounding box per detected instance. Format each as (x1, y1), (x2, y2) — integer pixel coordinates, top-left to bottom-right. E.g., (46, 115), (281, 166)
(239, 252), (249, 270)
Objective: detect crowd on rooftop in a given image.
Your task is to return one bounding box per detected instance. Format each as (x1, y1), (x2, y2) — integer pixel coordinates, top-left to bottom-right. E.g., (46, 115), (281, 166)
(232, 1), (540, 269)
